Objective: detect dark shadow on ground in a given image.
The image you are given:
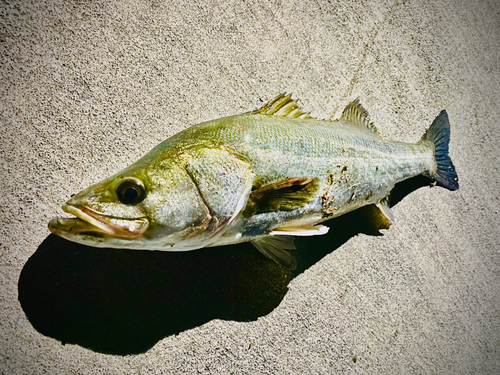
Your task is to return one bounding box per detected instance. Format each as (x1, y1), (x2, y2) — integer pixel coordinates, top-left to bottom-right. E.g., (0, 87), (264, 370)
(19, 175), (431, 355)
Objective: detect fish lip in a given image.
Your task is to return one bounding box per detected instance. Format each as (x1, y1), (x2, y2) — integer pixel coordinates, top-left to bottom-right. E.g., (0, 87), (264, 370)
(56, 203), (149, 239)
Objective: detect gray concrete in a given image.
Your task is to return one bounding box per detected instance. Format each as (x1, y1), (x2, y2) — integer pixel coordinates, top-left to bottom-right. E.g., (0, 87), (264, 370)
(1, 0), (499, 373)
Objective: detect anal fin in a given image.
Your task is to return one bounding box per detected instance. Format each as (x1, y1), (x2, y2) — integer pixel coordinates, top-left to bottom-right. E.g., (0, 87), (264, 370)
(251, 236), (297, 270)
(362, 197), (394, 230)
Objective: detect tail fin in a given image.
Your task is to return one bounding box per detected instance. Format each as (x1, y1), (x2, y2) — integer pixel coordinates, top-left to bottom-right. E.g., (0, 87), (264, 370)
(421, 110), (459, 190)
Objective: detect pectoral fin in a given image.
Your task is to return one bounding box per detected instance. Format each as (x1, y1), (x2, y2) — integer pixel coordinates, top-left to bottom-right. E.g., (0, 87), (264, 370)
(251, 236), (297, 270)
(246, 177), (320, 215)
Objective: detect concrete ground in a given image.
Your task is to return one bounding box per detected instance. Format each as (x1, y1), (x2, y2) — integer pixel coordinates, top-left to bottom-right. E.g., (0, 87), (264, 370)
(1, 0), (499, 373)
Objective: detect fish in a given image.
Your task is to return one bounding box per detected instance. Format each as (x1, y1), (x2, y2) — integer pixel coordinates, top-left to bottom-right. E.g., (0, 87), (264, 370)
(49, 94), (459, 270)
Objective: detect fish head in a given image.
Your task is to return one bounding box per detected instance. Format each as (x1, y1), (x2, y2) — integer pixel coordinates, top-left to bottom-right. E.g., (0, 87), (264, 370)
(48, 158), (218, 250)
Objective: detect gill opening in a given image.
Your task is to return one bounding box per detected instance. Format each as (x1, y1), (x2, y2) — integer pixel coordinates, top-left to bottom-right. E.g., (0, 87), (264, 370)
(184, 166), (219, 232)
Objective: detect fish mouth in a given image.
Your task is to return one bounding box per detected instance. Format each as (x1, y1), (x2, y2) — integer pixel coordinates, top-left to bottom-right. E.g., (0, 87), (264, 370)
(49, 203), (149, 239)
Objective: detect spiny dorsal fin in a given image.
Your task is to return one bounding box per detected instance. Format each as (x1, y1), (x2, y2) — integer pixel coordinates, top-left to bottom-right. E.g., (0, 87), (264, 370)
(251, 93), (315, 119)
(340, 99), (379, 134)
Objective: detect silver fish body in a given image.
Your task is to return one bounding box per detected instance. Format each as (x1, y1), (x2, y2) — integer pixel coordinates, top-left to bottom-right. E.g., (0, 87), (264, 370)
(49, 95), (458, 269)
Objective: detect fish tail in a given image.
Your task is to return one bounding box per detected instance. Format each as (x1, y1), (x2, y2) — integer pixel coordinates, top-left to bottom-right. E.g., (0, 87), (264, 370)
(421, 110), (459, 190)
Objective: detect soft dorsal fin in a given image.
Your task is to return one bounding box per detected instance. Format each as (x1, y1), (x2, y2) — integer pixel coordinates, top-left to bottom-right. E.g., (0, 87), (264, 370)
(340, 99), (379, 134)
(251, 93), (315, 119)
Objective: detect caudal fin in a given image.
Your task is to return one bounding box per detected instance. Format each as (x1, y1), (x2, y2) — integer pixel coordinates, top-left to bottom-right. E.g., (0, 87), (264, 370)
(421, 110), (459, 190)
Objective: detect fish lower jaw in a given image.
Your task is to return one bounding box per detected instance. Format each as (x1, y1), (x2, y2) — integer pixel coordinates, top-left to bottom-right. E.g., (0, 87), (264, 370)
(48, 216), (108, 238)
(53, 203), (149, 239)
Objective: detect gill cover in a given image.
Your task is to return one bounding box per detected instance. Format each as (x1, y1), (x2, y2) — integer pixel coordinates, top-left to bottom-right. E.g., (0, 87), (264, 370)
(182, 147), (254, 243)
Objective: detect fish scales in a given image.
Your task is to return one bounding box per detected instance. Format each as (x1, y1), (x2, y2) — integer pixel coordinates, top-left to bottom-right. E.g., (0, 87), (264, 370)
(173, 114), (434, 211)
(49, 94), (458, 269)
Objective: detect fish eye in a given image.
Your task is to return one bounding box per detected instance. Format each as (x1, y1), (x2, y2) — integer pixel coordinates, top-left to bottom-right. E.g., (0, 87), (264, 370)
(116, 178), (147, 205)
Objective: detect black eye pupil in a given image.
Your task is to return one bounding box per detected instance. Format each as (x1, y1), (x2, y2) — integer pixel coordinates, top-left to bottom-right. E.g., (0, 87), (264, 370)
(124, 187), (139, 201)
(117, 178), (146, 205)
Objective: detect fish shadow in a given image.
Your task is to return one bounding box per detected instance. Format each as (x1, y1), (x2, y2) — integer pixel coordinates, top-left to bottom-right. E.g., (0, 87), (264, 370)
(18, 176), (430, 355)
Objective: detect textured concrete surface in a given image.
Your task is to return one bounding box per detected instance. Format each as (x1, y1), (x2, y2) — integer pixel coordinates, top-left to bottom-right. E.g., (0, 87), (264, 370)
(1, 0), (500, 373)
